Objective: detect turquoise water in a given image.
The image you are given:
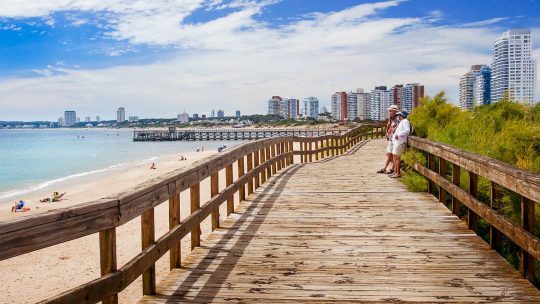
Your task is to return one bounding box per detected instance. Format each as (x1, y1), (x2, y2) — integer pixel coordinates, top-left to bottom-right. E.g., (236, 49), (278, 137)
(0, 129), (237, 200)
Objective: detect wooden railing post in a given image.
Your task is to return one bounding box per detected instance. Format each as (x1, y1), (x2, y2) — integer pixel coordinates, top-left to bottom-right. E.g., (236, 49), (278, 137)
(452, 164), (462, 217)
(490, 182), (501, 251)
(271, 144), (277, 174)
(238, 157), (246, 202)
(247, 153), (254, 195)
(326, 138), (331, 157)
(211, 172), (220, 230)
(254, 149), (261, 188)
(521, 196), (536, 280)
(226, 164), (234, 215)
(260, 148), (266, 184)
(169, 192), (181, 269)
(190, 182), (201, 249)
(289, 141), (294, 164)
(468, 172), (478, 232)
(99, 228), (118, 304)
(265, 146), (272, 178)
(308, 141), (313, 162)
(315, 140), (319, 161)
(303, 142), (307, 163)
(439, 158), (447, 204)
(141, 208), (156, 295)
(281, 142), (286, 168)
(427, 153), (435, 195)
(276, 143), (282, 171)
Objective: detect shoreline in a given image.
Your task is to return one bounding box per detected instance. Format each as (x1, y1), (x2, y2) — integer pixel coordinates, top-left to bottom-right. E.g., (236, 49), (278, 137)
(0, 150), (217, 221)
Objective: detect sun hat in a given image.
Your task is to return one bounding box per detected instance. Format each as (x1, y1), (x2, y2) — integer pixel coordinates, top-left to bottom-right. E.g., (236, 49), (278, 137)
(387, 105), (399, 112)
(396, 111), (408, 118)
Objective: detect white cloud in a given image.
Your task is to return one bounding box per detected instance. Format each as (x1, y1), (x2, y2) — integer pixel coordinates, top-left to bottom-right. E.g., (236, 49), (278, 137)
(0, 1), (538, 120)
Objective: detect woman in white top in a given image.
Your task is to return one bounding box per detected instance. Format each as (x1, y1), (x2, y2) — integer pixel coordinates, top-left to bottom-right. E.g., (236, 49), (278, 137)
(390, 111), (411, 178)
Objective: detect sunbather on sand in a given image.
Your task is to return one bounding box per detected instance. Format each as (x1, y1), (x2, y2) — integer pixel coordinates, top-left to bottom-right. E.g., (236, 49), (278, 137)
(11, 200), (30, 212)
(52, 192), (67, 202)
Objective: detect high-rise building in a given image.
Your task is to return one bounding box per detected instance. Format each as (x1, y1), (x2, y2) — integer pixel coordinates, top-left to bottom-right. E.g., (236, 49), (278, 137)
(389, 85), (404, 108)
(474, 65), (492, 106)
(279, 98), (290, 119)
(459, 67), (478, 110)
(402, 83), (424, 113)
(267, 96), (282, 115)
(58, 117), (64, 127)
(85, 116), (91, 122)
(128, 116), (139, 122)
(96, 116), (100, 122)
(211, 110), (215, 118)
(303, 96), (319, 119)
(201, 114), (207, 120)
(347, 92), (357, 121)
(356, 89), (370, 121)
(460, 65), (491, 110)
(117, 107), (126, 123)
(491, 29), (536, 104)
(235, 110), (241, 118)
(331, 92), (348, 120)
(369, 86), (389, 121)
(177, 112), (189, 123)
(76, 117), (81, 123)
(288, 98), (299, 119)
(217, 110), (225, 118)
(64, 111), (76, 127)
(193, 113), (199, 119)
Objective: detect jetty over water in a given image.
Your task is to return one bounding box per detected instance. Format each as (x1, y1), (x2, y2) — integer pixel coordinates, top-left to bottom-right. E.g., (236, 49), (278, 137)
(133, 128), (347, 141)
(1, 124), (540, 303)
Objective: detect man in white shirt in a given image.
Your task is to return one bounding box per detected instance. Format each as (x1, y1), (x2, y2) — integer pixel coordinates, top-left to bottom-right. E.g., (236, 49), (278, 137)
(390, 111), (411, 178)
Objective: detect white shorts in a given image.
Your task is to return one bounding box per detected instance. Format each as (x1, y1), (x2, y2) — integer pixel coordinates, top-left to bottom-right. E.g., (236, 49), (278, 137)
(392, 143), (406, 156)
(386, 141), (393, 154)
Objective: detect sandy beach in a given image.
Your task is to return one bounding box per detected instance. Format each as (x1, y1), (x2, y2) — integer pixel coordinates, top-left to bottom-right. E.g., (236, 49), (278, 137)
(0, 149), (242, 303)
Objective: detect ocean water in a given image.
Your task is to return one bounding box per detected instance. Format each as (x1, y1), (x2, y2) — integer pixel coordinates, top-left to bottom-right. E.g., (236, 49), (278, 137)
(0, 129), (237, 201)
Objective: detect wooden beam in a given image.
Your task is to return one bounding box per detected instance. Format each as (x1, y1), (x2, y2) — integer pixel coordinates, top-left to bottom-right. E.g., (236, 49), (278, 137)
(439, 158), (447, 204)
(190, 182), (200, 249)
(246, 153), (254, 195)
(266, 146), (272, 178)
(226, 164), (234, 215)
(210, 172), (219, 230)
(468, 171), (478, 232)
(254, 149), (261, 188)
(141, 208), (156, 295)
(427, 153), (435, 195)
(99, 228), (118, 304)
(238, 157), (246, 202)
(490, 181), (501, 251)
(521, 196), (536, 280)
(270, 144), (277, 174)
(452, 164), (462, 217)
(315, 140), (319, 161)
(168, 192), (181, 269)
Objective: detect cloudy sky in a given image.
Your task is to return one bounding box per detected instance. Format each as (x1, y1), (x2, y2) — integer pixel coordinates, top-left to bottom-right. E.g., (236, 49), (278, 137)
(0, 0), (539, 121)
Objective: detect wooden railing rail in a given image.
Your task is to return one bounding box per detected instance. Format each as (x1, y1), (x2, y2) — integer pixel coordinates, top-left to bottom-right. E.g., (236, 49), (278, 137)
(407, 136), (540, 281)
(0, 123), (385, 304)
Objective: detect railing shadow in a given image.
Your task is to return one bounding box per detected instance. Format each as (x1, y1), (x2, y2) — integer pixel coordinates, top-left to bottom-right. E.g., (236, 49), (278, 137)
(153, 165), (303, 302)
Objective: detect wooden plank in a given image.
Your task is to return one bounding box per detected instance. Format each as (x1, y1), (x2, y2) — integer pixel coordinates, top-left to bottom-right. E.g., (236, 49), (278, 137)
(247, 153), (254, 194)
(238, 157), (246, 202)
(99, 227), (118, 304)
(439, 158), (447, 203)
(253, 150), (260, 189)
(141, 208), (156, 295)
(226, 164), (234, 215)
(211, 172), (219, 231)
(168, 192), (181, 269)
(468, 171), (478, 232)
(427, 152), (435, 195)
(521, 196), (536, 280)
(452, 163), (462, 217)
(190, 182), (201, 249)
(490, 182), (501, 251)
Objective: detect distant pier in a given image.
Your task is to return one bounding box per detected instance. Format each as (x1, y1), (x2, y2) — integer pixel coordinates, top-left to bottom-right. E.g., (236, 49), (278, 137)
(133, 127), (348, 141)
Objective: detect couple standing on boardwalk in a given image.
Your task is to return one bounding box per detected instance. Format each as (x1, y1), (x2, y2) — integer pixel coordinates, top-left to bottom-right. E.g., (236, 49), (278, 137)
(376, 104), (411, 178)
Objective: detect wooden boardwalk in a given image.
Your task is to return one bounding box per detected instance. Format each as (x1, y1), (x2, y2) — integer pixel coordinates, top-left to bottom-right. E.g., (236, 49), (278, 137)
(140, 139), (540, 303)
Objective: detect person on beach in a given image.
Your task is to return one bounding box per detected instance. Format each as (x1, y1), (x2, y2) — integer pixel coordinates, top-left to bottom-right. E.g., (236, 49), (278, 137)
(389, 111), (411, 178)
(179, 155), (185, 161)
(150, 163), (156, 169)
(52, 192), (67, 202)
(376, 105), (399, 174)
(11, 200), (29, 212)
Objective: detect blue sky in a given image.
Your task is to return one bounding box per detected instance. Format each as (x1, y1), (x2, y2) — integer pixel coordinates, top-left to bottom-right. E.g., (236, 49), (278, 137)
(0, 0), (539, 120)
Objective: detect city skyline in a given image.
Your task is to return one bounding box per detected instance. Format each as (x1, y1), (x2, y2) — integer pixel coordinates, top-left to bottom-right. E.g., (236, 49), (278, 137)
(0, 1), (539, 120)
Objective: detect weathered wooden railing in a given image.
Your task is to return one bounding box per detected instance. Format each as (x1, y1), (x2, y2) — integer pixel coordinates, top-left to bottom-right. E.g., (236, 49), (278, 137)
(0, 123), (385, 304)
(407, 137), (540, 282)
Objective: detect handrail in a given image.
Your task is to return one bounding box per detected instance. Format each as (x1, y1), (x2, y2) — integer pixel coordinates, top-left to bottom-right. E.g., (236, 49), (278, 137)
(0, 123), (385, 304)
(406, 136), (540, 282)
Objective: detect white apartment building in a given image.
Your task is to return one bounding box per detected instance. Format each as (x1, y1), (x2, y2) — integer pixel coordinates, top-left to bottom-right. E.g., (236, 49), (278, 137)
(459, 67), (478, 110)
(369, 86), (389, 121)
(177, 112), (189, 123)
(356, 89), (370, 121)
(491, 29), (536, 104)
(117, 107), (126, 123)
(303, 96), (319, 119)
(331, 93), (341, 120)
(347, 92), (357, 121)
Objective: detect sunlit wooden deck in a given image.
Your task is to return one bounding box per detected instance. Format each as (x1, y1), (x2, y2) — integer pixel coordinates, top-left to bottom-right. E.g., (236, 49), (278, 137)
(140, 140), (540, 303)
